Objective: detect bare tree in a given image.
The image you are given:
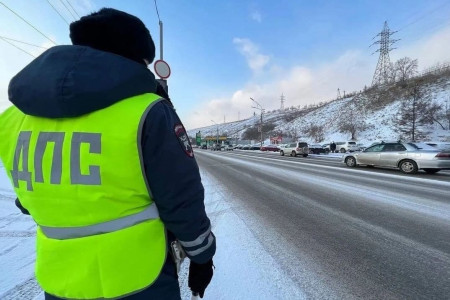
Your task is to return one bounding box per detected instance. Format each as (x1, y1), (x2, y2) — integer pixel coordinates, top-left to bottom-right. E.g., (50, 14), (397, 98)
(446, 98), (450, 130)
(388, 62), (397, 82)
(394, 57), (418, 83)
(338, 97), (369, 140)
(303, 123), (325, 142)
(393, 85), (441, 141)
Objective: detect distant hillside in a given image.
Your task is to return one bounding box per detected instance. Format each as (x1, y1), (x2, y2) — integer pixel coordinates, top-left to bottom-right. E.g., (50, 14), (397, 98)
(187, 69), (450, 145)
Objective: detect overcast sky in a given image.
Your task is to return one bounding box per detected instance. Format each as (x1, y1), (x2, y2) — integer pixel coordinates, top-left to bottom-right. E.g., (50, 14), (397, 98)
(1, 0), (450, 129)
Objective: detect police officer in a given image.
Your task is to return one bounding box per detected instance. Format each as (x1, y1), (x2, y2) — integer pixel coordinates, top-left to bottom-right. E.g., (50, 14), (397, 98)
(0, 8), (215, 300)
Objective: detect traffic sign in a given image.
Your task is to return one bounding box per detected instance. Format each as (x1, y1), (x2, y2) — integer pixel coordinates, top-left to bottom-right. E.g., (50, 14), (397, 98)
(154, 59), (171, 79)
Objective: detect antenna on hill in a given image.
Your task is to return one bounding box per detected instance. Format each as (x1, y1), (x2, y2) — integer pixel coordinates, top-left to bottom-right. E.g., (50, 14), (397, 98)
(370, 21), (400, 86)
(280, 93), (285, 110)
(337, 88), (341, 99)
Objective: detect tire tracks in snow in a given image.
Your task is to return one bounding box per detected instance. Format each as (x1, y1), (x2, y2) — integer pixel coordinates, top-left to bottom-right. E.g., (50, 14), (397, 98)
(0, 276), (41, 300)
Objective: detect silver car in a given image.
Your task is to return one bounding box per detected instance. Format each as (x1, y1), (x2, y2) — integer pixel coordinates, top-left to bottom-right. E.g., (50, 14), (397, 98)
(342, 141), (450, 174)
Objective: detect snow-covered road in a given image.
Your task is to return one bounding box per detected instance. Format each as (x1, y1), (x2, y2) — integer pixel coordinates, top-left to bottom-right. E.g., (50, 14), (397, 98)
(195, 150), (450, 299)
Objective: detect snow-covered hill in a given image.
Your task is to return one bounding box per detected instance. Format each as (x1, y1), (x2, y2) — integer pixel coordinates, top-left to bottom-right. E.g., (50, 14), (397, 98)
(187, 72), (450, 146)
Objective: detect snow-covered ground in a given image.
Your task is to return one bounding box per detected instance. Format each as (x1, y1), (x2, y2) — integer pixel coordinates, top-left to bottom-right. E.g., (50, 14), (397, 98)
(0, 160), (306, 300)
(187, 76), (450, 146)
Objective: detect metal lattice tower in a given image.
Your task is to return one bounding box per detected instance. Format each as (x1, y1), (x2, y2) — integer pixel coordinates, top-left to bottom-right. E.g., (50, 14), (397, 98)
(370, 21), (399, 86)
(280, 93), (285, 110)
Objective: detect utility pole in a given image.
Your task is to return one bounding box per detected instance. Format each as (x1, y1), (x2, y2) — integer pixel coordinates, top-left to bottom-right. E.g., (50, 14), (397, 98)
(153, 1), (170, 94)
(159, 20), (163, 61)
(337, 88), (341, 99)
(211, 120), (219, 146)
(250, 97), (264, 147)
(370, 21), (399, 86)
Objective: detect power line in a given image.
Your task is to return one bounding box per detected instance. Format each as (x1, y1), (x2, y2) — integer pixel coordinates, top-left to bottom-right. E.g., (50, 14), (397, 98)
(0, 2), (57, 45)
(154, 0), (161, 22)
(65, 0), (80, 18)
(46, 0), (70, 25)
(58, 0), (76, 20)
(398, 0), (450, 32)
(0, 35), (49, 48)
(0, 36), (36, 58)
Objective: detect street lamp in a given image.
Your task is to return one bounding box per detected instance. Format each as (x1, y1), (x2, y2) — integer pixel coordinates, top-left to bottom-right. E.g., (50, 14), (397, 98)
(211, 119), (219, 146)
(250, 97), (265, 147)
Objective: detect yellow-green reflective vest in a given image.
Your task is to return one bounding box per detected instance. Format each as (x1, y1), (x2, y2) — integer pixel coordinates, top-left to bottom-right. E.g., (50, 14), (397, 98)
(0, 93), (167, 299)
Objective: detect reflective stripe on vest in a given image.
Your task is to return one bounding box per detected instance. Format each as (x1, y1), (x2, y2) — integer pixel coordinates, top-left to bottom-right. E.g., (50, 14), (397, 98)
(40, 203), (159, 240)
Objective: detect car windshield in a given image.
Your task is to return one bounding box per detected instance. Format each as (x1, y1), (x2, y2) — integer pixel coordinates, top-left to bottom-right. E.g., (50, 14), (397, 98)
(364, 144), (385, 152)
(348, 142), (356, 145)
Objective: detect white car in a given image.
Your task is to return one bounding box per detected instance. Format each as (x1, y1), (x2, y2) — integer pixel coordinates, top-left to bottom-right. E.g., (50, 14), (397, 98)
(280, 142), (309, 157)
(335, 141), (360, 153)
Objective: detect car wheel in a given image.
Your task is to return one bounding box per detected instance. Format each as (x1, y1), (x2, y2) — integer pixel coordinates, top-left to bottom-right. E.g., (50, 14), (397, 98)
(423, 168), (440, 174)
(340, 148), (346, 153)
(291, 151), (297, 157)
(302, 154), (308, 157)
(280, 150), (284, 156)
(399, 160), (418, 174)
(345, 156), (357, 167)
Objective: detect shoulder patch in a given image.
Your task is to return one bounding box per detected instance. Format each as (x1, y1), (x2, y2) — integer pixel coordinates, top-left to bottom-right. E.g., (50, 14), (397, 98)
(174, 124), (194, 158)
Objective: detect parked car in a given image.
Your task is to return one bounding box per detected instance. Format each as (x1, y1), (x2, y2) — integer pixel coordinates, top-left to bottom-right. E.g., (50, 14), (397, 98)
(250, 144), (261, 150)
(260, 144), (280, 152)
(211, 143), (222, 151)
(342, 141), (450, 174)
(335, 141), (360, 153)
(242, 144), (251, 150)
(308, 144), (327, 154)
(226, 144), (234, 151)
(280, 142), (309, 157)
(201, 144), (207, 149)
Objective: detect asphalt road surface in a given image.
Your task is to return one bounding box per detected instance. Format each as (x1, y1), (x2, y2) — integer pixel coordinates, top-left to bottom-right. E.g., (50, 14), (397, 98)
(195, 149), (450, 300)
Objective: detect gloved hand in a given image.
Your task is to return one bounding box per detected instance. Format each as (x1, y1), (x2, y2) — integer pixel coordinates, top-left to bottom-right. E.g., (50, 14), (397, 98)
(188, 259), (214, 298)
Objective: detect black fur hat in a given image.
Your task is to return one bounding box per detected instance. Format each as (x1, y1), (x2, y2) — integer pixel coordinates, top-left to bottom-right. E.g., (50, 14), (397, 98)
(70, 8), (155, 65)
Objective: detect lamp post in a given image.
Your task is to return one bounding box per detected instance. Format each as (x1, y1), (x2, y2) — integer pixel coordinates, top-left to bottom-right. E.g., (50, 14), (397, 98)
(211, 119), (219, 147)
(250, 97), (264, 147)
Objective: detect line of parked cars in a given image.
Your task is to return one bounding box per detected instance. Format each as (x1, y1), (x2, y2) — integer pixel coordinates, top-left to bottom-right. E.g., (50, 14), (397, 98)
(199, 140), (450, 174)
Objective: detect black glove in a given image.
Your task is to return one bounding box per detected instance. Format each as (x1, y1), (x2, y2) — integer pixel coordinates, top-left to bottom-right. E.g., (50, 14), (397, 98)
(188, 259), (214, 298)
